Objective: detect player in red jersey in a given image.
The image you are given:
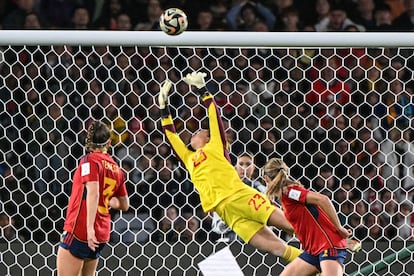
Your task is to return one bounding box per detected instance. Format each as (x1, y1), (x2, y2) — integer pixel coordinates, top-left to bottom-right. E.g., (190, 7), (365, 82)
(56, 121), (129, 276)
(263, 158), (359, 276)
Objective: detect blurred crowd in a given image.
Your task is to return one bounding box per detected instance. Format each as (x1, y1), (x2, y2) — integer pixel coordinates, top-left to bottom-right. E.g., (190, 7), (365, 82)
(2, 0), (414, 32)
(0, 0), (413, 247)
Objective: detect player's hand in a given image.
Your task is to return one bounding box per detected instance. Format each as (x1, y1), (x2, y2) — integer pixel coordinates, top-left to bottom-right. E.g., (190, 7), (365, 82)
(158, 80), (172, 109)
(183, 72), (207, 89)
(338, 226), (351, 239)
(87, 229), (99, 251)
(212, 219), (231, 234)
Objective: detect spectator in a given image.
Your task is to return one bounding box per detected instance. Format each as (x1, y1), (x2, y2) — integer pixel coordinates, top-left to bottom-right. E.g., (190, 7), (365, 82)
(278, 6), (302, 31)
(351, 0), (376, 30)
(38, 0), (76, 29)
(116, 13), (132, 31)
(94, 0), (124, 30)
(268, 0), (308, 30)
(372, 2), (394, 31)
(2, 0), (38, 29)
(361, 164), (384, 214)
(23, 12), (43, 29)
(385, 0), (406, 19)
(226, 1), (275, 31)
(379, 190), (400, 238)
(0, 213), (16, 241)
(382, 79), (413, 130)
(70, 6), (90, 30)
(80, 0), (102, 25)
(344, 24), (360, 31)
(134, 0), (163, 31)
(313, 0), (331, 25)
(305, 56), (352, 129)
(194, 9), (215, 30)
(156, 206), (185, 243)
(210, 0), (230, 22)
(0, 1), (12, 28)
(315, 4), (366, 31)
(392, 0), (414, 30)
(111, 210), (155, 244)
(252, 20), (270, 31)
(181, 212), (206, 242)
(367, 214), (384, 241)
(397, 201), (414, 240)
(379, 128), (414, 191)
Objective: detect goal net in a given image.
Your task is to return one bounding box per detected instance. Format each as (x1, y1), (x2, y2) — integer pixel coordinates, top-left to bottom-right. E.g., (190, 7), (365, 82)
(0, 31), (413, 275)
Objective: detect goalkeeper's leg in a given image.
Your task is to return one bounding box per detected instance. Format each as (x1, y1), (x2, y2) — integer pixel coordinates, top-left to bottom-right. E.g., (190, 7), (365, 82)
(249, 226), (302, 263)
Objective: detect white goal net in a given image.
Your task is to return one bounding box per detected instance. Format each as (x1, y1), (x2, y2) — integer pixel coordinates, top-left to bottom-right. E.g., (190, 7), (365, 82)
(0, 31), (413, 275)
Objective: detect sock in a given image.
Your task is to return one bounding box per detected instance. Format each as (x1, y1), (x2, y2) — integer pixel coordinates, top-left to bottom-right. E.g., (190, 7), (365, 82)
(282, 245), (302, 263)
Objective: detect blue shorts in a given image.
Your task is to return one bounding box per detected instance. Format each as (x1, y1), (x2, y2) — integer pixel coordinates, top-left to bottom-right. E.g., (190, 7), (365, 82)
(299, 248), (347, 272)
(59, 231), (105, 259)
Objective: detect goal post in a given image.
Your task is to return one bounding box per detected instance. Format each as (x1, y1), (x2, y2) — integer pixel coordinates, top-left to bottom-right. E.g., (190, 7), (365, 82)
(0, 31), (413, 276)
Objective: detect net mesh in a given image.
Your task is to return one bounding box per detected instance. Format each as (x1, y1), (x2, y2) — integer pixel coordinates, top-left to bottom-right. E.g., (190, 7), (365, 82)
(0, 44), (413, 275)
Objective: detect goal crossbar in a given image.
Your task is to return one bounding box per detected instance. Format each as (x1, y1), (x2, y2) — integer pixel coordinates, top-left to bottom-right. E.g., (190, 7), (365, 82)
(1, 31), (414, 47)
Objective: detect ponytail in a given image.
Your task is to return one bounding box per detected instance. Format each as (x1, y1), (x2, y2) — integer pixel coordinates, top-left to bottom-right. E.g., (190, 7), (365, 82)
(263, 158), (299, 200)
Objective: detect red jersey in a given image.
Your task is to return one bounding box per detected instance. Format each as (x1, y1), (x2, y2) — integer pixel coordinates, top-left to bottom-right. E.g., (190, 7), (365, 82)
(63, 152), (127, 242)
(281, 185), (347, 255)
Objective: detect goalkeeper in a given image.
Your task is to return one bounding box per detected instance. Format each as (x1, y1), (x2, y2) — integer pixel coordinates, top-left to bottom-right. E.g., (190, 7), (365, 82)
(211, 153), (267, 242)
(159, 71), (301, 263)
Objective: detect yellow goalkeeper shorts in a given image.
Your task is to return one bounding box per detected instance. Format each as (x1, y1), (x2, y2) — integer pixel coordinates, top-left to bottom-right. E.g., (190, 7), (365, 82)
(215, 186), (275, 243)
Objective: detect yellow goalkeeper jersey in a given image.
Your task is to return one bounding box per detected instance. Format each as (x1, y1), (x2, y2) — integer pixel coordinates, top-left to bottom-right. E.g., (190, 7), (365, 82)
(161, 93), (245, 212)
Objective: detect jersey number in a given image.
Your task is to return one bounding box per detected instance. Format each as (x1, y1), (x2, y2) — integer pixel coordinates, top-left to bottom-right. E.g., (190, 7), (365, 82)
(248, 193), (267, 211)
(98, 177), (116, 214)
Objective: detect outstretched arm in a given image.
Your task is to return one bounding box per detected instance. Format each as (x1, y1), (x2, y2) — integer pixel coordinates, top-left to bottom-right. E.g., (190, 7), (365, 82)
(183, 72), (230, 160)
(158, 80), (193, 164)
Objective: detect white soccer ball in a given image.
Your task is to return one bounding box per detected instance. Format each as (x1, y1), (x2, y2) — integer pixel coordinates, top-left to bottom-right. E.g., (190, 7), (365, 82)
(159, 8), (188, 36)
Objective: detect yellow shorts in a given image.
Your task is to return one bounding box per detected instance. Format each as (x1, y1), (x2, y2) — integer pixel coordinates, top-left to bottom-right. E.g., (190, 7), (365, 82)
(215, 185), (275, 243)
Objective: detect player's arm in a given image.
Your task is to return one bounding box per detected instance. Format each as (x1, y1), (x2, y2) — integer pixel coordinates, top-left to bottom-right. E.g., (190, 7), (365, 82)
(85, 180), (100, 251)
(183, 72), (228, 150)
(158, 80), (193, 163)
(110, 174), (129, 211)
(109, 196), (129, 211)
(306, 191), (351, 238)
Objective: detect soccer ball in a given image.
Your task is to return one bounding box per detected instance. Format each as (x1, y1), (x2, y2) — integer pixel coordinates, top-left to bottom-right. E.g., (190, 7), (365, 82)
(159, 8), (188, 36)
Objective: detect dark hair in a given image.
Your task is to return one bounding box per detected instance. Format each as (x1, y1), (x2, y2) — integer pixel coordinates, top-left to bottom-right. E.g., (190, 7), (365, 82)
(374, 3), (391, 13)
(240, 2), (259, 19)
(330, 3), (346, 13)
(85, 121), (110, 152)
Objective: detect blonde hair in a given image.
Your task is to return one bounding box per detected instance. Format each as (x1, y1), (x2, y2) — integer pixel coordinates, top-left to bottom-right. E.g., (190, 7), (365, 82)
(262, 158), (300, 200)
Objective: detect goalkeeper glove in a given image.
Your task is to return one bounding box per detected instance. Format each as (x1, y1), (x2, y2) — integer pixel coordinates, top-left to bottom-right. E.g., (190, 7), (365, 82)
(183, 72), (207, 89)
(211, 213), (231, 234)
(158, 80), (172, 109)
